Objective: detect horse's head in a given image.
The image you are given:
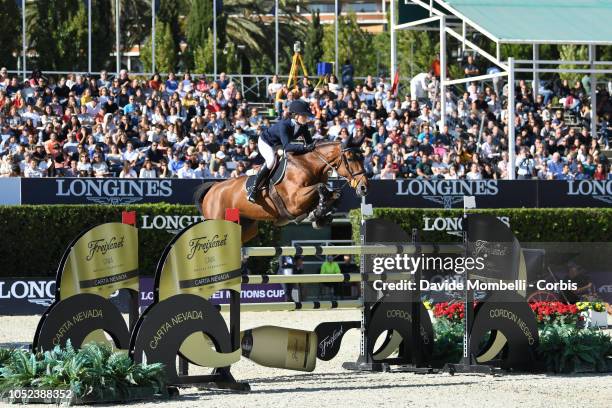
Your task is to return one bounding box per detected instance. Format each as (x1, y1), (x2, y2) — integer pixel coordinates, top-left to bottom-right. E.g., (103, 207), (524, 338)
(337, 136), (369, 197)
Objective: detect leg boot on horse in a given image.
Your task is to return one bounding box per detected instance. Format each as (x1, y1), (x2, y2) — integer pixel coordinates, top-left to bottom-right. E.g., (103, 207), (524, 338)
(247, 166), (272, 203)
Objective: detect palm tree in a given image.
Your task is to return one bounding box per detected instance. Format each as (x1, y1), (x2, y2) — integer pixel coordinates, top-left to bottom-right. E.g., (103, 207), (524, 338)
(219, 0), (307, 74)
(111, 0), (152, 64)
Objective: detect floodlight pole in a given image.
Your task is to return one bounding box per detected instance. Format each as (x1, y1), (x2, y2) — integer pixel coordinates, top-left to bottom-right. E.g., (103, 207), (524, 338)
(440, 15), (447, 129)
(88, 0), (92, 73)
(532, 44), (539, 101)
(152, 0), (156, 74)
(213, 0), (217, 80)
(335, 0), (339, 77)
(507, 57), (516, 180)
(589, 45), (597, 141)
(115, 0), (120, 75)
(275, 0), (279, 75)
(21, 0), (26, 81)
(390, 0), (396, 81)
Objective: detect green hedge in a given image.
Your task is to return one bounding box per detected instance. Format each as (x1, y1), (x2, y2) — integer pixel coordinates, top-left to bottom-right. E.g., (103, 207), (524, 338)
(349, 208), (612, 243)
(0, 205), (280, 278)
(6, 206), (612, 278)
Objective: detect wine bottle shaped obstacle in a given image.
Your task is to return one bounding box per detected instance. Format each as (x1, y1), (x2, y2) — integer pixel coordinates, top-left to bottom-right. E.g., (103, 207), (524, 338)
(240, 322), (360, 372)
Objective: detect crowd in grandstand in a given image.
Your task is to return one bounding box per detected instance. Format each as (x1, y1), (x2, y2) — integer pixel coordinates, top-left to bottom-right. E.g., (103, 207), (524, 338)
(0, 60), (611, 181)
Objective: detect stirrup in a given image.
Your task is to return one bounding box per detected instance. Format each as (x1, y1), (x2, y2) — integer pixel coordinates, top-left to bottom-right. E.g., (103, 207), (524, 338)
(247, 186), (257, 203)
(247, 186), (258, 203)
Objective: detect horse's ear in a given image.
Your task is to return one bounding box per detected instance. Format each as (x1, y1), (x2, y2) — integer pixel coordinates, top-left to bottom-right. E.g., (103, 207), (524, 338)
(352, 132), (366, 147)
(344, 133), (354, 148)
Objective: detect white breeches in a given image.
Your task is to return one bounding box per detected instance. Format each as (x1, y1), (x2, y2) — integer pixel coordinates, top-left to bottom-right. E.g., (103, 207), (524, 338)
(258, 138), (277, 170)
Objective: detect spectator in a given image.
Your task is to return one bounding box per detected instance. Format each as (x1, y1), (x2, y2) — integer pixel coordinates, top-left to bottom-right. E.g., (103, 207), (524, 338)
(92, 153), (109, 177)
(320, 255), (341, 300)
(24, 158), (44, 178)
(0, 64), (605, 186)
(139, 158), (157, 178)
(194, 160), (210, 178)
(410, 71), (433, 103)
(76, 154), (92, 177)
(516, 147), (535, 179)
(466, 163), (482, 180)
(416, 155), (433, 178)
(464, 55), (480, 77)
(177, 160), (196, 179)
(119, 162), (136, 178)
(267, 75), (282, 102)
(341, 59), (355, 90)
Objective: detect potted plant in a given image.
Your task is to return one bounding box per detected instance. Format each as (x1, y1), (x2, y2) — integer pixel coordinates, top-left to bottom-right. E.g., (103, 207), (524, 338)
(576, 301), (609, 328)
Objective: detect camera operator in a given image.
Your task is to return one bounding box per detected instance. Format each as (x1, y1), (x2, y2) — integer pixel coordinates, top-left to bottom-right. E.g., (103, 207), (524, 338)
(516, 146), (535, 179)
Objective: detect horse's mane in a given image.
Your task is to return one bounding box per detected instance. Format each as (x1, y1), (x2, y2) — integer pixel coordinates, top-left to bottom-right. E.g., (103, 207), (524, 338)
(313, 141), (341, 149)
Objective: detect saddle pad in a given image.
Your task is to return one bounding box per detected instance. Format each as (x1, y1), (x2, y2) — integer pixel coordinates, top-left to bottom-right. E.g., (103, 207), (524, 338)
(244, 157), (287, 193)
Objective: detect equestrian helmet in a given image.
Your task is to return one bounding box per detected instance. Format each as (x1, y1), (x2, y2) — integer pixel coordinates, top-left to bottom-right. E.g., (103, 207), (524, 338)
(288, 100), (311, 116)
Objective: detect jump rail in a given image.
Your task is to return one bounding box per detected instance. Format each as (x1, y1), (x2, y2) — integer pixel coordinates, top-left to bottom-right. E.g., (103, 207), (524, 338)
(216, 300), (362, 312)
(243, 244), (464, 257)
(241, 272), (413, 284)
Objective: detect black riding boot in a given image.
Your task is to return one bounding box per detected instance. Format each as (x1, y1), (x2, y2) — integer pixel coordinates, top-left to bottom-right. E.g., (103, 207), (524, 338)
(247, 166), (272, 203)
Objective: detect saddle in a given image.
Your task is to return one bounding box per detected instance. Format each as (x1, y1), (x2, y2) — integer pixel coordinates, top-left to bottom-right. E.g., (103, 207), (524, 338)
(245, 157), (301, 222)
(244, 157), (287, 194)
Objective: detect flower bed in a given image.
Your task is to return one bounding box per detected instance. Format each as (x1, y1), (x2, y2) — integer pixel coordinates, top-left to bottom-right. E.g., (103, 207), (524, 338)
(431, 301), (612, 373)
(529, 302), (580, 327)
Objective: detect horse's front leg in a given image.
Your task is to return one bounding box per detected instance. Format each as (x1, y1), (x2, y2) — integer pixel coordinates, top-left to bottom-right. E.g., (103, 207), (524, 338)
(313, 184), (341, 228)
(288, 185), (321, 216)
(294, 183), (339, 228)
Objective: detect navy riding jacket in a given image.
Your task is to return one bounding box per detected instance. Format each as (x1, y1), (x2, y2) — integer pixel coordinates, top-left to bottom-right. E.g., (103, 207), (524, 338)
(260, 118), (313, 153)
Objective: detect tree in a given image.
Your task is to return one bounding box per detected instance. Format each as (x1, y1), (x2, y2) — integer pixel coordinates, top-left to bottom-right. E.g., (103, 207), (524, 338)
(91, 0), (115, 71)
(186, 0), (213, 48)
(56, 3), (89, 71)
(303, 10), (324, 75)
(26, 0), (130, 72)
(157, 0), (181, 52)
(0, 0), (20, 68)
(215, 0), (306, 75)
(559, 45), (589, 82)
(193, 29), (216, 74)
(322, 13), (374, 77)
(113, 0), (153, 55)
(28, 0), (90, 71)
(140, 21), (176, 73)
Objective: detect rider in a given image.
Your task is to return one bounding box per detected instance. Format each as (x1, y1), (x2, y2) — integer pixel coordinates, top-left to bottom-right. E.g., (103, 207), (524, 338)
(247, 99), (315, 202)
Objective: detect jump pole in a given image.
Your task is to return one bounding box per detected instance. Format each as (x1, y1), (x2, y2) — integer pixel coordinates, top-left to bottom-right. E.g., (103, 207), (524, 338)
(217, 300), (362, 313)
(243, 244), (462, 257)
(240, 272), (414, 284)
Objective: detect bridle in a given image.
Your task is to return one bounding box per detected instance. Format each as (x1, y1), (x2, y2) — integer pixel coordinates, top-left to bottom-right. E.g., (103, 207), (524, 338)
(312, 144), (367, 189)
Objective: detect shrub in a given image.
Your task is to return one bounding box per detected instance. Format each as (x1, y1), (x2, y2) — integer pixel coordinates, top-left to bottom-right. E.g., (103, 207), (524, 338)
(0, 341), (166, 400)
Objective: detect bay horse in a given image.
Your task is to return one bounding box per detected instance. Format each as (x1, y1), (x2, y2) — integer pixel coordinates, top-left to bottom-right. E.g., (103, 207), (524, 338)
(195, 140), (369, 242)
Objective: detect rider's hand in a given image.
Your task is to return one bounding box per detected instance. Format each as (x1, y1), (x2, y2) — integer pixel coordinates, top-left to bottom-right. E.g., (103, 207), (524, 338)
(304, 143), (316, 152)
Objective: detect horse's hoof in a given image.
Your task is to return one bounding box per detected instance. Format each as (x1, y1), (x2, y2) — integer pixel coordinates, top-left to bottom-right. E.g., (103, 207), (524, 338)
(312, 215), (333, 229)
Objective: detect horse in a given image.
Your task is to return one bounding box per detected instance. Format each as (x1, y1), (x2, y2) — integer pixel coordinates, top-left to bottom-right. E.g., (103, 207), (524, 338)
(195, 139), (369, 243)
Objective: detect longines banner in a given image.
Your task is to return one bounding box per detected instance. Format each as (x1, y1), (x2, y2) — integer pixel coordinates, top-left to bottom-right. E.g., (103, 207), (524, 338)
(11, 178), (612, 208)
(1, 277), (286, 315)
(334, 179), (612, 210)
(19, 177), (203, 205)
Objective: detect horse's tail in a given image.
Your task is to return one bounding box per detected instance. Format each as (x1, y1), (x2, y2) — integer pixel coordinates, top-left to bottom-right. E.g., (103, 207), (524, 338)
(194, 181), (217, 215)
